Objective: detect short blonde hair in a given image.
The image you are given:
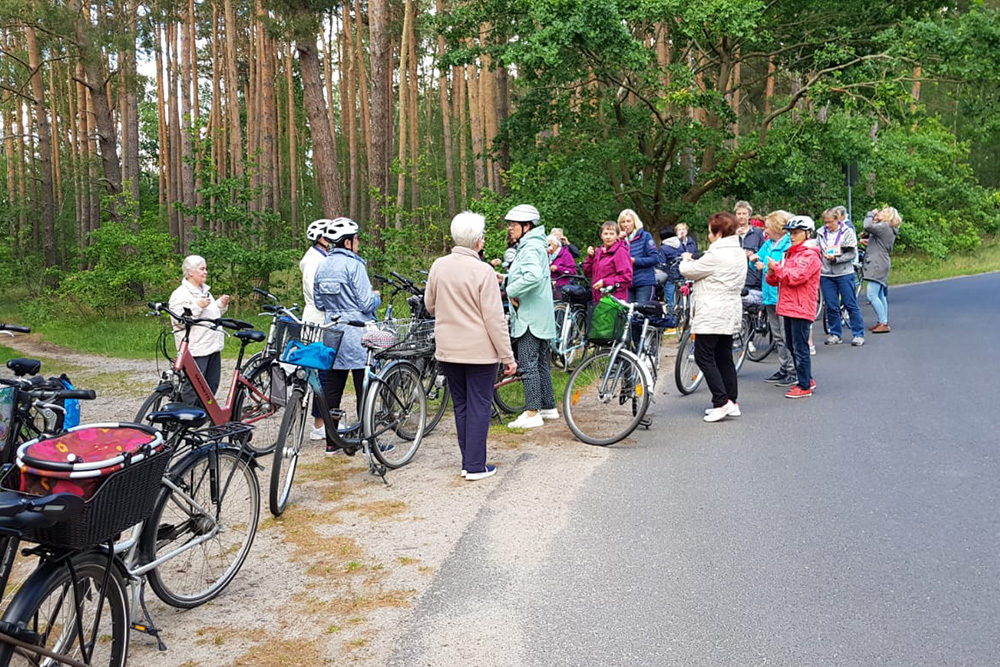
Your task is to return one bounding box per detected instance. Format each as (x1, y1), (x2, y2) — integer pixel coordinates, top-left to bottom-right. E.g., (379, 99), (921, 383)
(821, 208), (840, 223)
(764, 210), (791, 236)
(617, 209), (644, 231)
(879, 206), (902, 229)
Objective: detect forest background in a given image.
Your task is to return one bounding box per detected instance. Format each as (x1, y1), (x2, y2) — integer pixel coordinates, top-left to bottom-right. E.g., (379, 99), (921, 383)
(2, 0), (1000, 326)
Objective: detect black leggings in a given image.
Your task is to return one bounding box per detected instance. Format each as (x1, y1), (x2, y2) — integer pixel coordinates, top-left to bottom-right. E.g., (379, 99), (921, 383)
(318, 368), (365, 421)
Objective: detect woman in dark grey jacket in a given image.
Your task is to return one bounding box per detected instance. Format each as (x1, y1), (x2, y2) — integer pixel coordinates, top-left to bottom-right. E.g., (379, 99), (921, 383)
(862, 206), (901, 333)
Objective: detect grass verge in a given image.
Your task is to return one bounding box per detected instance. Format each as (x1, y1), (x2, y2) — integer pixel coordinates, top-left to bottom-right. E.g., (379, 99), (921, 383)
(891, 237), (1000, 285)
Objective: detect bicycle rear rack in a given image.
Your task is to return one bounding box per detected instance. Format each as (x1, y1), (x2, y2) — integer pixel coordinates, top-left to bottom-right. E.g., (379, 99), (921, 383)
(187, 422), (255, 446)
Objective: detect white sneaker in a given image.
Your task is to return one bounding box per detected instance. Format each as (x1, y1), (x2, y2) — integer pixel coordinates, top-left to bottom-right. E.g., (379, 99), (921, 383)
(809, 345), (817, 356)
(704, 401), (739, 417)
(703, 405), (730, 423)
(309, 426), (325, 441)
(507, 412), (544, 429)
(465, 465), (497, 481)
(461, 469), (467, 478)
(539, 408), (560, 420)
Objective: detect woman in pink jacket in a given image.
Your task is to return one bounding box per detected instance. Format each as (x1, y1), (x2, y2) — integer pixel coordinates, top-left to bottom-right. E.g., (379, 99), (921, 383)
(765, 215), (822, 399)
(548, 234), (578, 300)
(582, 221), (633, 303)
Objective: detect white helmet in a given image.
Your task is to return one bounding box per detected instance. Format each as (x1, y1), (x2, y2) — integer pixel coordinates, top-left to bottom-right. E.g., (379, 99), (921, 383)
(306, 218), (332, 242)
(323, 217), (360, 244)
(784, 215), (816, 232)
(504, 204), (540, 224)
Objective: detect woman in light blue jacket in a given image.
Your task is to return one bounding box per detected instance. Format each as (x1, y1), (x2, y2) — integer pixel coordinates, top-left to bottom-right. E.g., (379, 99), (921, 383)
(313, 218), (381, 453)
(755, 211), (795, 385)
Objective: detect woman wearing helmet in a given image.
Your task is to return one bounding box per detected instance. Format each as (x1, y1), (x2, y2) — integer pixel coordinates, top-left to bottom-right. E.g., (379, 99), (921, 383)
(301, 219), (333, 439)
(765, 215), (822, 398)
(313, 217), (381, 452)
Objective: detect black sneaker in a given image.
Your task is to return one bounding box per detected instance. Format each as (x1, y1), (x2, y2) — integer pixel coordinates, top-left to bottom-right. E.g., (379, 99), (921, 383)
(776, 374), (798, 387)
(764, 371), (785, 383)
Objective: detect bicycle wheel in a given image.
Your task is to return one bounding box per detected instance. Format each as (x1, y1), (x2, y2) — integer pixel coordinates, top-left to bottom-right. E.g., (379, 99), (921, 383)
(232, 360), (283, 456)
(420, 357), (450, 436)
(269, 385), (308, 517)
(551, 303), (569, 368)
(0, 552), (129, 667)
(134, 387), (174, 423)
(143, 446), (260, 608)
(733, 320), (748, 374)
(564, 350), (651, 446)
(563, 308), (588, 371)
(674, 330), (703, 395)
(746, 312), (774, 362)
(364, 362), (426, 469)
(493, 366), (526, 414)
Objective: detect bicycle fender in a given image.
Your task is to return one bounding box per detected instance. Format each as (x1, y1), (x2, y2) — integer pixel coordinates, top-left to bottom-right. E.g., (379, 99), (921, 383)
(153, 381), (173, 394)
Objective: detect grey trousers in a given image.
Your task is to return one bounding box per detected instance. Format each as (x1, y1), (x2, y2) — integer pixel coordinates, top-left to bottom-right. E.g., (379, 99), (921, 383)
(765, 305), (795, 376)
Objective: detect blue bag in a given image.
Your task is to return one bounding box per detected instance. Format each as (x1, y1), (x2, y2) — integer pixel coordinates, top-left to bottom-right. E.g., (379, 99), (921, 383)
(60, 375), (81, 429)
(282, 340), (337, 370)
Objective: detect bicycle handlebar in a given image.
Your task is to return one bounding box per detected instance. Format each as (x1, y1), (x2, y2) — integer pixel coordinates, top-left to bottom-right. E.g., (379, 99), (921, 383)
(252, 287), (278, 303)
(148, 303), (252, 331)
(0, 323), (30, 333)
(0, 377), (97, 401)
(274, 307), (367, 330)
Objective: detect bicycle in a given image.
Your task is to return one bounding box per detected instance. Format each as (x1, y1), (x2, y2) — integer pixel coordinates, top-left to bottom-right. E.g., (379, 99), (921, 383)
(0, 403), (260, 665)
(743, 300), (774, 363)
(563, 293), (661, 446)
(674, 307), (749, 396)
(551, 277), (591, 372)
(137, 302), (281, 456)
(268, 309), (427, 515)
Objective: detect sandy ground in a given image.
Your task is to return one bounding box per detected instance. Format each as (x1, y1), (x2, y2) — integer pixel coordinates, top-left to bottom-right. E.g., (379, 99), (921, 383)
(1, 332), (677, 666)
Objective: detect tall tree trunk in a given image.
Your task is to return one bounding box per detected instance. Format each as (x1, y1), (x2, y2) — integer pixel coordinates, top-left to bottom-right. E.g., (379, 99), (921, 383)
(167, 23), (182, 244)
(479, 25), (497, 192)
(259, 27), (277, 213)
(394, 0), (412, 227)
(179, 10), (196, 237)
(367, 0), (390, 232)
(435, 0), (456, 218)
(25, 27), (57, 266)
(493, 64), (510, 196)
(455, 67), (468, 208)
(466, 59), (485, 193)
(224, 0), (243, 180)
(298, 33), (344, 217)
(122, 2), (140, 205)
(286, 41), (299, 237)
(407, 8), (419, 216)
(155, 25), (168, 220)
(49, 59), (63, 220)
(343, 1), (359, 220)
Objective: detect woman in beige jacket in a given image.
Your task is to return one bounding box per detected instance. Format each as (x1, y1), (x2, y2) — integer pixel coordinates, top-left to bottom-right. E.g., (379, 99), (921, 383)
(679, 212), (748, 423)
(425, 212), (517, 481)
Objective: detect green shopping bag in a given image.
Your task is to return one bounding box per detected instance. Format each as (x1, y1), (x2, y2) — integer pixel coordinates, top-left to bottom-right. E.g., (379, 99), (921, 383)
(588, 296), (627, 345)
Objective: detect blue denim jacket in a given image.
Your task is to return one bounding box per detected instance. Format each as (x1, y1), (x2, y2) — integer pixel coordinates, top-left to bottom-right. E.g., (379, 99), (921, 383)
(314, 249), (381, 369)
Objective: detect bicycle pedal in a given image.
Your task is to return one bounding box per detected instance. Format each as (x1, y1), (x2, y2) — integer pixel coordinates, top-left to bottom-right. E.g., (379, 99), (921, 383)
(639, 417), (653, 428)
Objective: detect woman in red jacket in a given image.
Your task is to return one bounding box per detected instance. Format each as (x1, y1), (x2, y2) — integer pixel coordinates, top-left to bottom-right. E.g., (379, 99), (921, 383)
(765, 215), (822, 398)
(582, 221), (633, 303)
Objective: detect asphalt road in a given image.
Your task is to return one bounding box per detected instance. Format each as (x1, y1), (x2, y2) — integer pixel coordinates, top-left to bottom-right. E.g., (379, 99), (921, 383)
(393, 272), (1000, 667)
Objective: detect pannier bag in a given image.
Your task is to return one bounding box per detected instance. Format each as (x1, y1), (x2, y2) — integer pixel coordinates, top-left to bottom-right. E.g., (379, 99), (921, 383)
(17, 423), (165, 500)
(560, 284), (591, 304)
(588, 296), (627, 345)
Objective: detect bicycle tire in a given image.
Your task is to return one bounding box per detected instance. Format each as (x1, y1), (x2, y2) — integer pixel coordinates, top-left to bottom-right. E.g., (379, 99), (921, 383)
(733, 321), (748, 374)
(493, 366), (527, 415)
(364, 362), (426, 469)
(563, 349), (651, 446)
(0, 552), (129, 667)
(563, 308), (588, 371)
(419, 357), (450, 436)
(746, 312), (774, 362)
(232, 360), (283, 456)
(134, 387), (174, 423)
(269, 385), (308, 517)
(551, 303), (570, 369)
(674, 330), (703, 395)
(143, 446), (260, 608)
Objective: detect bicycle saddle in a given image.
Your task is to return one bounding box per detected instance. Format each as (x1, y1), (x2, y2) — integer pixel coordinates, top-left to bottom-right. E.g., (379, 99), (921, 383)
(635, 302), (664, 318)
(235, 330), (266, 343)
(0, 491), (85, 529)
(146, 403), (210, 428)
(6, 358), (41, 377)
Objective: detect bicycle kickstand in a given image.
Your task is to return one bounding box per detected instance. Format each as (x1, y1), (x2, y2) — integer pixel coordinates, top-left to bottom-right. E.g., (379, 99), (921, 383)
(132, 580), (168, 651)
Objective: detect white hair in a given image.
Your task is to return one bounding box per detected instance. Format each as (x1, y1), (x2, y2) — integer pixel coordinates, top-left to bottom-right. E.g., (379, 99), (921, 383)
(450, 211), (486, 249)
(181, 255), (206, 278)
(546, 234), (561, 247)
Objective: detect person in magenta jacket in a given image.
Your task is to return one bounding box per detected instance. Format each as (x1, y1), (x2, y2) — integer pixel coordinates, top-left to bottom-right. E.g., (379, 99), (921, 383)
(582, 221), (633, 303)
(548, 234), (578, 300)
(765, 215), (822, 399)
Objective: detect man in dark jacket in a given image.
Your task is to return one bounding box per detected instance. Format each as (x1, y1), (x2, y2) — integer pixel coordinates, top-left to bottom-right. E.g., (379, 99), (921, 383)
(660, 222), (698, 310)
(735, 200), (765, 305)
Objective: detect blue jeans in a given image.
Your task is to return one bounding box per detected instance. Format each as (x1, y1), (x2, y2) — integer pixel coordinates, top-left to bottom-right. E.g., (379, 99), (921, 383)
(663, 281), (676, 314)
(628, 284), (657, 303)
(866, 281), (888, 324)
(821, 274), (865, 338)
(783, 317), (813, 390)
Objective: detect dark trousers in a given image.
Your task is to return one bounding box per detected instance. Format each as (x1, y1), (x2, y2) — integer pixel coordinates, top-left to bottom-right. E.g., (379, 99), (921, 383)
(783, 317), (813, 390)
(628, 284), (657, 303)
(441, 362), (496, 474)
(181, 352), (221, 408)
(820, 274), (865, 338)
(693, 334), (738, 408)
(321, 368), (365, 421)
(515, 332), (556, 411)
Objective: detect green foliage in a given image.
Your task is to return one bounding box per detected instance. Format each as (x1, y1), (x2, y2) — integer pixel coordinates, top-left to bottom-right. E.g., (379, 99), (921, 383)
(58, 219), (177, 315)
(189, 233), (296, 307)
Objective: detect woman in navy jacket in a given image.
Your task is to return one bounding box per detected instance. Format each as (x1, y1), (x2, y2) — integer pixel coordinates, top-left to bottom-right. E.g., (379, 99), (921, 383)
(618, 209), (660, 302)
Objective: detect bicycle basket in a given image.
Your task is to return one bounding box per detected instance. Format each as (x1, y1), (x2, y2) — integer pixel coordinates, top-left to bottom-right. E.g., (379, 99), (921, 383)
(365, 319), (435, 360)
(280, 324), (343, 370)
(274, 316), (302, 354)
(6, 422), (171, 548)
(588, 296), (627, 345)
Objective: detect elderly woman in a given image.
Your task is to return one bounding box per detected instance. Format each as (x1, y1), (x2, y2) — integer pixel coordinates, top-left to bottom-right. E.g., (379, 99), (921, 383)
(168, 255), (231, 407)
(818, 207), (866, 346)
(314, 217), (381, 454)
(862, 206), (902, 333)
(618, 209), (660, 302)
(550, 227), (581, 259)
(679, 212), (747, 423)
(583, 221), (633, 303)
(548, 233), (577, 300)
(425, 212), (517, 481)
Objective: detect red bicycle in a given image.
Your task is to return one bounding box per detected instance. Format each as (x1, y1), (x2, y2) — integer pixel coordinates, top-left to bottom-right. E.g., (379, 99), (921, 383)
(135, 302), (282, 455)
